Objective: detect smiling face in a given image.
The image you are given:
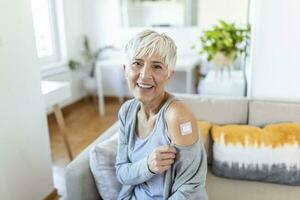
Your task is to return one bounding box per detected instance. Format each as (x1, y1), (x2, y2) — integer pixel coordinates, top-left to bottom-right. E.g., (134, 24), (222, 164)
(124, 53), (174, 104)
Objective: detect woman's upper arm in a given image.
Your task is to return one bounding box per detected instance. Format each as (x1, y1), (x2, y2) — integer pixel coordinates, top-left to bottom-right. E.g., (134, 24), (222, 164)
(117, 101), (129, 143)
(116, 102), (129, 164)
(165, 101), (199, 146)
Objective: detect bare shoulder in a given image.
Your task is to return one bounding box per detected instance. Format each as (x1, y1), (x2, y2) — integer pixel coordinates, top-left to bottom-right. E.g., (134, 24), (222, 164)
(165, 101), (199, 146)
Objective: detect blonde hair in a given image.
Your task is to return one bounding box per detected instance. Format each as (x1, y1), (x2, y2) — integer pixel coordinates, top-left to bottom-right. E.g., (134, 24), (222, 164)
(123, 30), (177, 70)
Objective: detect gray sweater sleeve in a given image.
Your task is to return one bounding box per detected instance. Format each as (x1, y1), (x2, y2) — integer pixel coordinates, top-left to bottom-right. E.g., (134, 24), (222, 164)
(167, 140), (208, 200)
(115, 102), (155, 186)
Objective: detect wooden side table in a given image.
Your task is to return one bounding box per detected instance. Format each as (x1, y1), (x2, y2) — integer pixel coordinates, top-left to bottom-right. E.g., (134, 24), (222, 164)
(41, 81), (73, 160)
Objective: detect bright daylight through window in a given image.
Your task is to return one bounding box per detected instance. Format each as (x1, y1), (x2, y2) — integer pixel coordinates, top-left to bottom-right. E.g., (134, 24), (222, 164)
(31, 0), (60, 63)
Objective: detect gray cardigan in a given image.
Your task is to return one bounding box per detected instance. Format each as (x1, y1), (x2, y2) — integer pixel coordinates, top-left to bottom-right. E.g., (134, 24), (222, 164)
(115, 99), (208, 200)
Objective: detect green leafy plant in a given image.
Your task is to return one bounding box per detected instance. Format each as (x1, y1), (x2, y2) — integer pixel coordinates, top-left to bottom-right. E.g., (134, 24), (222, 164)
(68, 35), (114, 77)
(195, 20), (251, 61)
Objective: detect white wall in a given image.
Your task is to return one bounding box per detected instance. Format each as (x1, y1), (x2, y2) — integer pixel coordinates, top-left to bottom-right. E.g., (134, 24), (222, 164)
(198, 0), (249, 29)
(248, 0), (300, 100)
(127, 1), (184, 27)
(82, 0), (122, 49)
(0, 0), (54, 199)
(84, 0), (249, 48)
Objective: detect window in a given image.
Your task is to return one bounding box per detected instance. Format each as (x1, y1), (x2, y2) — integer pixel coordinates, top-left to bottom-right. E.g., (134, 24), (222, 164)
(121, 0), (199, 27)
(31, 0), (63, 64)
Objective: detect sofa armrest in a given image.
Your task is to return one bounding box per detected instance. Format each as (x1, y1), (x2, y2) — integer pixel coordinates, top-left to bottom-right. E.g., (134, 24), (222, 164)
(65, 122), (119, 200)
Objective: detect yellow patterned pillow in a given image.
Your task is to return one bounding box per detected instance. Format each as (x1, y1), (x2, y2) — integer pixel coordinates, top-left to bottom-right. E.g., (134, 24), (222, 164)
(264, 123), (300, 147)
(211, 124), (262, 146)
(211, 123), (300, 185)
(211, 123), (300, 147)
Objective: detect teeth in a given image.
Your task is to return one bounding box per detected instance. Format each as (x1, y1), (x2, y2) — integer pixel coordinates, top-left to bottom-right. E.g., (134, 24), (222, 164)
(138, 83), (153, 89)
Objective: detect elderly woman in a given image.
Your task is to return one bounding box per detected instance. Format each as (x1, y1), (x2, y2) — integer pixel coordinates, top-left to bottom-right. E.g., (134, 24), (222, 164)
(115, 30), (207, 200)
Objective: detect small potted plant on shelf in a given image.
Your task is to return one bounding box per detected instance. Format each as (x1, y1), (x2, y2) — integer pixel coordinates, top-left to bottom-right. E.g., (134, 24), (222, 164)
(68, 35), (114, 95)
(195, 20), (250, 78)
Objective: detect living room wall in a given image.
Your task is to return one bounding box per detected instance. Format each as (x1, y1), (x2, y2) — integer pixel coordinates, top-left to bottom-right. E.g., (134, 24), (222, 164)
(198, 0), (248, 29)
(248, 0), (300, 100)
(0, 0), (54, 199)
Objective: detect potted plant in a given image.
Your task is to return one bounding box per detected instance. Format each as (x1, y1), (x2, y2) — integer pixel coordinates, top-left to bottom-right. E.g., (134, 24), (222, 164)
(195, 20), (250, 77)
(68, 35), (114, 94)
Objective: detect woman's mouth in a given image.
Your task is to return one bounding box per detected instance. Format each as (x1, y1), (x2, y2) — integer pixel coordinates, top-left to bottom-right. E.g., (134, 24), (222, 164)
(137, 83), (154, 89)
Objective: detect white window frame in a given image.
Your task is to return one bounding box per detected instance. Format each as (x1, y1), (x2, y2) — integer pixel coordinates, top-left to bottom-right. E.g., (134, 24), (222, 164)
(43, 0), (60, 63)
(31, 0), (67, 76)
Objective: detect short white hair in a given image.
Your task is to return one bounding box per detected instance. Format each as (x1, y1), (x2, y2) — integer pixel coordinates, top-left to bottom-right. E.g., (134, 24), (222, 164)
(123, 30), (177, 70)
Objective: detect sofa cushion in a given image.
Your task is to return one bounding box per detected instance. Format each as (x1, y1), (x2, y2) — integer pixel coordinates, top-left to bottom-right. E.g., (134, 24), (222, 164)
(206, 167), (300, 200)
(211, 123), (300, 185)
(180, 95), (248, 124)
(89, 132), (121, 200)
(249, 100), (300, 126)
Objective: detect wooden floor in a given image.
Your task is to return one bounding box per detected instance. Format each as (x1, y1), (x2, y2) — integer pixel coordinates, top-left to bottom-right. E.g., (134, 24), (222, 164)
(47, 97), (122, 199)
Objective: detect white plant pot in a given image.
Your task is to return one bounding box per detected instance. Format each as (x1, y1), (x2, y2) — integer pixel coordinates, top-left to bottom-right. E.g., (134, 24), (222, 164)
(211, 52), (236, 80)
(211, 52), (236, 68)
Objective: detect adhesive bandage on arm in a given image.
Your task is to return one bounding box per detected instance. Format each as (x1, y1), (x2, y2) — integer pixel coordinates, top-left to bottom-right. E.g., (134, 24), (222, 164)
(179, 122), (193, 135)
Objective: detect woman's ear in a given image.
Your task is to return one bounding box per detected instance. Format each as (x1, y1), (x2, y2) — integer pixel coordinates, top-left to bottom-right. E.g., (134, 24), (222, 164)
(123, 64), (128, 79)
(167, 70), (175, 80)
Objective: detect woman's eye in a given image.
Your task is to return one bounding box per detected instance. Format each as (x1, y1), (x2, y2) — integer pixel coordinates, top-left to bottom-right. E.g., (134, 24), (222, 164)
(132, 61), (142, 66)
(131, 62), (143, 70)
(153, 65), (162, 70)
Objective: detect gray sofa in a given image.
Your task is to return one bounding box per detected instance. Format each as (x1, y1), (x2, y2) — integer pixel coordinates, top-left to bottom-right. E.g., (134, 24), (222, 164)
(65, 94), (300, 200)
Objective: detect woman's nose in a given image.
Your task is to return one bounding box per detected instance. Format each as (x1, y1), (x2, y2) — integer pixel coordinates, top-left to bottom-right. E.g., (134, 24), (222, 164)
(139, 64), (152, 79)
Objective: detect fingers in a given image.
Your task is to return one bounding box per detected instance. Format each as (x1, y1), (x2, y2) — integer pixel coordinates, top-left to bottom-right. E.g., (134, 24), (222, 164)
(156, 145), (176, 154)
(158, 158), (174, 166)
(157, 152), (176, 160)
(151, 160), (173, 174)
(148, 145), (177, 174)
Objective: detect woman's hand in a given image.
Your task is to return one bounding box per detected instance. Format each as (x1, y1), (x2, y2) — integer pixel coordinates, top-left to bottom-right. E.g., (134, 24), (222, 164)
(147, 145), (176, 174)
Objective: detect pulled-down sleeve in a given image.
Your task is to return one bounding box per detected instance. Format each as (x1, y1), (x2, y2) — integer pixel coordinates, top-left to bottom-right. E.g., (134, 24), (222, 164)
(168, 139), (208, 200)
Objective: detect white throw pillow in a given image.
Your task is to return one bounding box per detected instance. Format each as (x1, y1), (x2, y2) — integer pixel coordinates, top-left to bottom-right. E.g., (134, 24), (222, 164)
(89, 133), (121, 200)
